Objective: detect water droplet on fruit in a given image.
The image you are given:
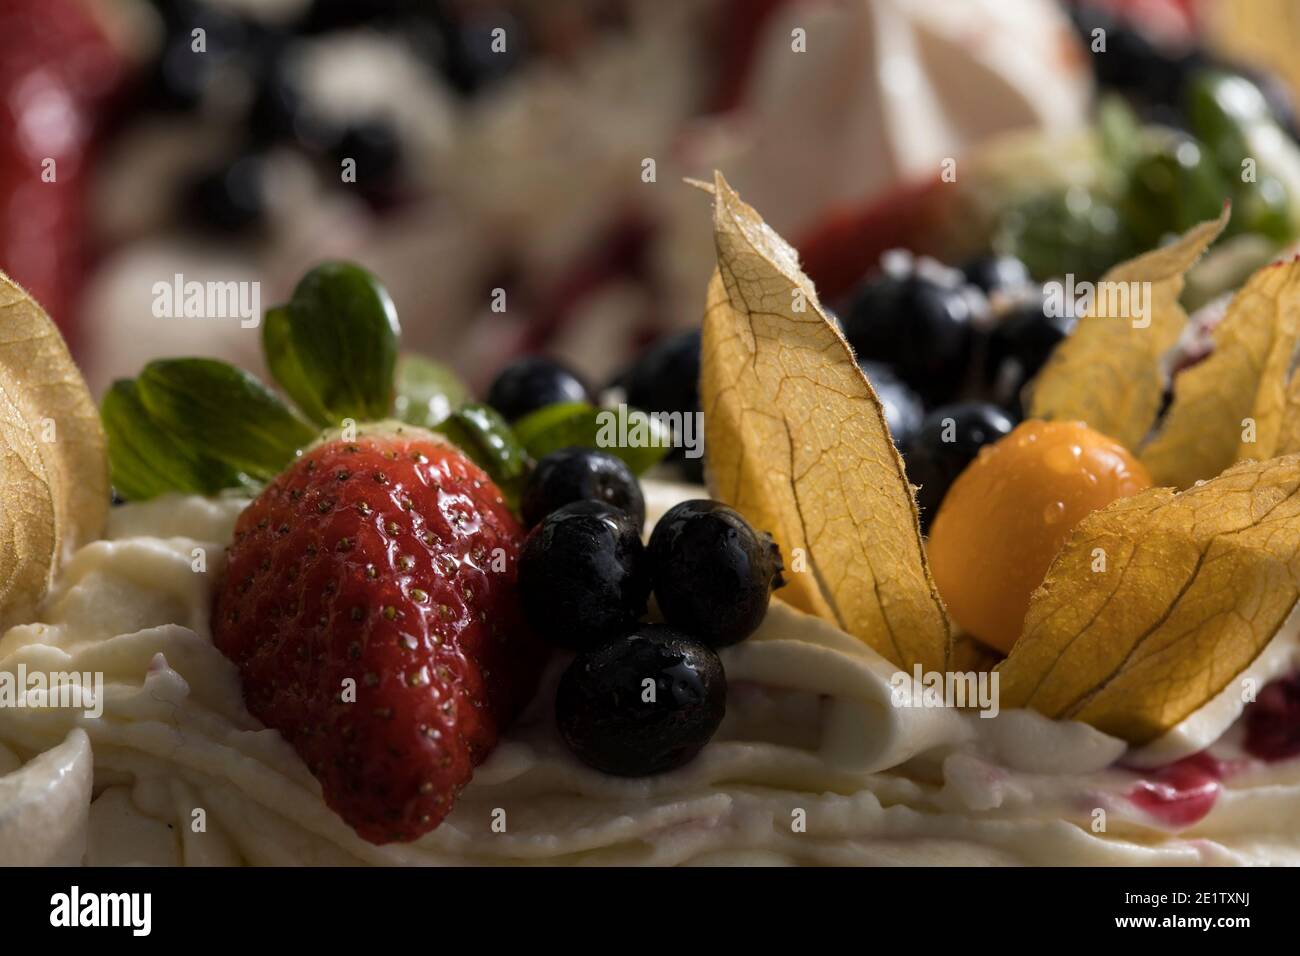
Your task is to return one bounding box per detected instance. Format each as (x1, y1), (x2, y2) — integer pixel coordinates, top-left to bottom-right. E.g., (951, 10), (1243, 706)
(1045, 442), (1082, 474)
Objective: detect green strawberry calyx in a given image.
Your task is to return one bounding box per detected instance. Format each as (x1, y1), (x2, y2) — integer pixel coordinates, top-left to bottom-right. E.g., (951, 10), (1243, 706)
(102, 261), (666, 510)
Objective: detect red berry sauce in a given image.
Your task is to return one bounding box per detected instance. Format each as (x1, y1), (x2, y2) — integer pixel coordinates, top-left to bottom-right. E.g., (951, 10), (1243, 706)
(1123, 674), (1300, 829)
(1125, 752), (1229, 829)
(1243, 675), (1300, 763)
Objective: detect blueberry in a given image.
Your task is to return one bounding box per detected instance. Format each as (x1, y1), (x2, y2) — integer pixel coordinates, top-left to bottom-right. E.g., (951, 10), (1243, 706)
(615, 329), (703, 481)
(961, 255), (1031, 296)
(486, 356), (591, 423)
(521, 447), (645, 530)
(438, 12), (528, 96)
(840, 274), (974, 405)
(904, 403), (1015, 532)
(838, 271), (908, 357)
(519, 501), (649, 649)
(618, 329), (701, 421)
(984, 298), (1075, 412)
(556, 624), (726, 776)
(152, 38), (219, 110)
(149, 0), (246, 110)
(648, 500), (785, 647)
(1070, 4), (1196, 105)
(184, 154), (268, 234)
(249, 56), (310, 148)
(329, 119), (404, 194)
(858, 360), (923, 449)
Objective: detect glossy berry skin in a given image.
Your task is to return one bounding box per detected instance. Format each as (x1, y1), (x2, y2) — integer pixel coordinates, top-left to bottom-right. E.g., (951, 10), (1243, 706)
(927, 420), (1152, 654)
(904, 402), (1016, 533)
(647, 500), (785, 648)
(838, 272), (907, 355)
(858, 360), (924, 449)
(962, 254), (1031, 295)
(518, 501), (650, 649)
(984, 298), (1075, 411)
(556, 624), (726, 777)
(212, 428), (545, 844)
(486, 356), (591, 422)
(521, 447), (645, 530)
(840, 274), (975, 405)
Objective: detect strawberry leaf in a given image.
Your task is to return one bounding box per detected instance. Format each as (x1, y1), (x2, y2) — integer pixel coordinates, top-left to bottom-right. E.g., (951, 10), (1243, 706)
(135, 358), (317, 481)
(263, 262), (400, 427)
(513, 401), (670, 475)
(102, 379), (243, 500)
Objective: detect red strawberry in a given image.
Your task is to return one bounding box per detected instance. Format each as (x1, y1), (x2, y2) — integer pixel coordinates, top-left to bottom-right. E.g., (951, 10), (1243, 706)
(212, 423), (546, 844)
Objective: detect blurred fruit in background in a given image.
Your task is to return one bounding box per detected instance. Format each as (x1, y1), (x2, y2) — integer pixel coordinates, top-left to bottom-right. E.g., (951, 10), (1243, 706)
(5, 0), (1300, 476)
(0, 0), (1094, 399)
(799, 0), (1300, 307)
(0, 0), (127, 343)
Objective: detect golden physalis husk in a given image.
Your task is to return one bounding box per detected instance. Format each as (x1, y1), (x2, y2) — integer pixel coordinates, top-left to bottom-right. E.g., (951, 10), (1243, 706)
(0, 271), (108, 625)
(997, 456), (1300, 744)
(1141, 259), (1300, 487)
(1281, 371), (1300, 455)
(698, 172), (950, 673)
(1027, 207), (1229, 451)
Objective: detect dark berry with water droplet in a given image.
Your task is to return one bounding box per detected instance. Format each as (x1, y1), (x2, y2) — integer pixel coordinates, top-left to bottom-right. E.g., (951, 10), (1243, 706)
(904, 402), (1015, 532)
(521, 447), (645, 530)
(984, 298), (1075, 412)
(648, 499), (784, 647)
(840, 274), (974, 405)
(519, 501), (649, 648)
(556, 624), (726, 776)
(486, 356), (591, 423)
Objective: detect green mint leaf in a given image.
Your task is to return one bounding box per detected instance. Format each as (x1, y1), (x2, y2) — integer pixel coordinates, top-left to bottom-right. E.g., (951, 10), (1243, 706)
(513, 402), (670, 475)
(263, 262), (400, 427)
(101, 379), (243, 500)
(263, 305), (332, 426)
(433, 402), (529, 509)
(135, 358), (317, 481)
(393, 354), (470, 428)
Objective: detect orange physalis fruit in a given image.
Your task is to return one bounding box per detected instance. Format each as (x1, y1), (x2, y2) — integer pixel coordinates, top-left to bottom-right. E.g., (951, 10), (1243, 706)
(927, 420), (1151, 654)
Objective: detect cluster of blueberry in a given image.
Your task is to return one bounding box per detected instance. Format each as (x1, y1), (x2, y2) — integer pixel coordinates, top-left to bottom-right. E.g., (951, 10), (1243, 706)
(486, 331), (705, 482)
(484, 246), (1059, 536)
(513, 447), (784, 777)
(838, 250), (1067, 532)
(144, 0), (527, 232)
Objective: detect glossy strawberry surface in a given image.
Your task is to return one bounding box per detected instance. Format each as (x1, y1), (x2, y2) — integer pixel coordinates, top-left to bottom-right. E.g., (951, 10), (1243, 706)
(213, 428), (544, 843)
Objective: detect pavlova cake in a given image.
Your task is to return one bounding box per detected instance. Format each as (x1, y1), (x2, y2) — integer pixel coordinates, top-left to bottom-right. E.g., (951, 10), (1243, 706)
(1, 173), (1298, 866)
